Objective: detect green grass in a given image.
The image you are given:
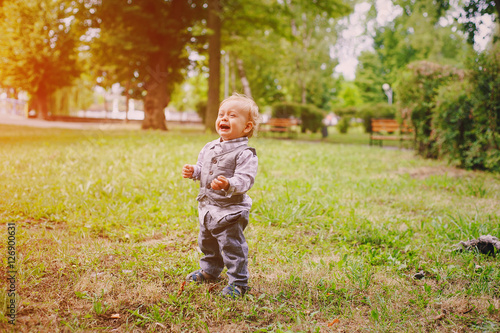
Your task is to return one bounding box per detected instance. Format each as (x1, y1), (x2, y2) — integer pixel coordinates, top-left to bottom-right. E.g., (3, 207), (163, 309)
(0, 124), (499, 332)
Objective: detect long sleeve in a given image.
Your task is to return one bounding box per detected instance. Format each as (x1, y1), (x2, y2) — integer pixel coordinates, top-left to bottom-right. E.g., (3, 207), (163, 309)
(225, 149), (258, 198)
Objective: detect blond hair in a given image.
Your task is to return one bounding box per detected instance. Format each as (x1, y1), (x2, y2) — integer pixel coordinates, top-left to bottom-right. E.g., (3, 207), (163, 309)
(219, 93), (261, 138)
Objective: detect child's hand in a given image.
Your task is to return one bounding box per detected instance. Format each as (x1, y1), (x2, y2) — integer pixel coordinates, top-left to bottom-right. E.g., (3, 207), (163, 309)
(182, 164), (194, 178)
(211, 175), (229, 191)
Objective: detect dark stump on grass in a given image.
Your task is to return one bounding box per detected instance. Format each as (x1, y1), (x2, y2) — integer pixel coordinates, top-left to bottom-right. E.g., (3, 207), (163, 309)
(456, 235), (500, 256)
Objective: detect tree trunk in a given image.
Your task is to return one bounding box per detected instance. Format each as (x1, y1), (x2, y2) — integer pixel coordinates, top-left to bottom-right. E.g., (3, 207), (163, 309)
(142, 82), (168, 130)
(205, 0), (221, 132)
(36, 86), (49, 119)
(236, 57), (252, 98)
(142, 59), (169, 130)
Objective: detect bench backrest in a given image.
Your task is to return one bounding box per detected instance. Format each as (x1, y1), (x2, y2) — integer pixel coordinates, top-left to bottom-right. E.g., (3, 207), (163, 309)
(268, 118), (299, 127)
(371, 119), (412, 133)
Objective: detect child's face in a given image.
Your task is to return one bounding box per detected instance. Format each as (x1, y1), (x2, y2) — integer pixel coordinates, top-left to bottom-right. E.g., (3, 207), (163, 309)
(215, 100), (253, 141)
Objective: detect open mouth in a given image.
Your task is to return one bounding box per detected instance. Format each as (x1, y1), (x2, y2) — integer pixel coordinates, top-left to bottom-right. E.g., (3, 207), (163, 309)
(219, 124), (230, 130)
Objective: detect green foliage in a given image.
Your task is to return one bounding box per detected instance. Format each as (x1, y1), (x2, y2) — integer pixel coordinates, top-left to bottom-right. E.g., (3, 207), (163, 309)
(337, 82), (363, 107)
(395, 61), (463, 158)
(223, 0), (350, 109)
(452, 0), (499, 44)
(358, 103), (397, 133)
(331, 106), (357, 134)
(332, 104), (395, 135)
(337, 116), (350, 134)
(272, 102), (302, 118)
(0, 0), (85, 117)
(195, 100), (207, 124)
(332, 106), (358, 118)
(356, 0), (472, 104)
(354, 52), (387, 105)
(170, 74), (208, 113)
(91, 0), (205, 130)
(272, 102), (325, 133)
(467, 47), (500, 171)
(433, 81), (475, 167)
(300, 105), (325, 133)
(48, 78), (95, 115)
(434, 48), (500, 172)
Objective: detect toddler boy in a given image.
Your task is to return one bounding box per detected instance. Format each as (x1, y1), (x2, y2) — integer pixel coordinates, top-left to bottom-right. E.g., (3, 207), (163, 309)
(182, 94), (260, 298)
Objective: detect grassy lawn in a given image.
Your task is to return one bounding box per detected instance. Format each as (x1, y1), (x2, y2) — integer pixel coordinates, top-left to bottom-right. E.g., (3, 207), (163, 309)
(0, 124), (499, 332)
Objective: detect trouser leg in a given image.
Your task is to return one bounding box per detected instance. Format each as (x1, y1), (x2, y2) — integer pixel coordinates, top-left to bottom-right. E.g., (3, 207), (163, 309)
(212, 212), (249, 287)
(198, 213), (224, 278)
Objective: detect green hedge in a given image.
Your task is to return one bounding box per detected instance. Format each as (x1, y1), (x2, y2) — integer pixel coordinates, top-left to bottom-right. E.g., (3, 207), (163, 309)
(272, 102), (302, 118)
(395, 61), (462, 158)
(357, 103), (397, 133)
(331, 106), (357, 134)
(332, 104), (396, 134)
(396, 49), (500, 172)
(433, 48), (500, 172)
(272, 102), (325, 133)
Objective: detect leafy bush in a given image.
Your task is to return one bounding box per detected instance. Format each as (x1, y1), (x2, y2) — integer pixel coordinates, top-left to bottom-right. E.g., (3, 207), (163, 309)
(468, 47), (500, 171)
(395, 61), (463, 158)
(433, 81), (475, 166)
(337, 116), (350, 134)
(332, 106), (357, 134)
(434, 47), (500, 172)
(272, 102), (302, 118)
(357, 103), (397, 133)
(300, 105), (325, 133)
(332, 106), (358, 118)
(272, 102), (325, 133)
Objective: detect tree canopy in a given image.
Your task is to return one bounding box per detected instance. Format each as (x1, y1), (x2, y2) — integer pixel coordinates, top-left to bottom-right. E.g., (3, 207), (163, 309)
(89, 0), (205, 129)
(354, 0), (473, 105)
(0, 0), (85, 118)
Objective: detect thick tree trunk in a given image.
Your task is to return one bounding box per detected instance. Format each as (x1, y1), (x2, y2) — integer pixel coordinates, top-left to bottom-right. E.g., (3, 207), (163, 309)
(142, 83), (168, 130)
(142, 60), (169, 130)
(205, 0), (221, 132)
(236, 57), (252, 98)
(35, 87), (49, 119)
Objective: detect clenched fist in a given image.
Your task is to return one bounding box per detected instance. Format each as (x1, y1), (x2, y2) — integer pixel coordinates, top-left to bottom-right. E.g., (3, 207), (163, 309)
(182, 164), (194, 178)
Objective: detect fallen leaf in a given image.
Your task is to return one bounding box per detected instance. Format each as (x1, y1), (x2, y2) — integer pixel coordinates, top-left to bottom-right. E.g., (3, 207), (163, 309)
(328, 318), (340, 326)
(178, 281), (186, 296)
(110, 313), (120, 319)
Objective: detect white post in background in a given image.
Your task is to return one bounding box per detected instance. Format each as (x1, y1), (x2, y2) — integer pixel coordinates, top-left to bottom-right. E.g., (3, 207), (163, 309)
(382, 83), (393, 105)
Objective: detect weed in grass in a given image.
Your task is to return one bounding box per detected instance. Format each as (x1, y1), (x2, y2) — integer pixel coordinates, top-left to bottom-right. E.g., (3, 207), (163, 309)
(343, 258), (374, 291)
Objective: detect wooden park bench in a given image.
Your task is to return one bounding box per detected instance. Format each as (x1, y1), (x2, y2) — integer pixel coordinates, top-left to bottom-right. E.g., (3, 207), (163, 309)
(260, 118), (300, 138)
(369, 118), (413, 148)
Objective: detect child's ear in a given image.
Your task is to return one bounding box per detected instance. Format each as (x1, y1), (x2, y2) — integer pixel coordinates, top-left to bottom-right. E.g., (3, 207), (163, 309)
(244, 122), (253, 134)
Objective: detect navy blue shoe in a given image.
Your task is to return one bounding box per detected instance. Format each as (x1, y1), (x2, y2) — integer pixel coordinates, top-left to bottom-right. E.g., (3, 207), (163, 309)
(186, 269), (217, 283)
(221, 284), (248, 298)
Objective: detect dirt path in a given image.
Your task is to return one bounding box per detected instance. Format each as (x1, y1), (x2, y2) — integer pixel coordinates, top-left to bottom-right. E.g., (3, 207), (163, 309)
(0, 114), (141, 130)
